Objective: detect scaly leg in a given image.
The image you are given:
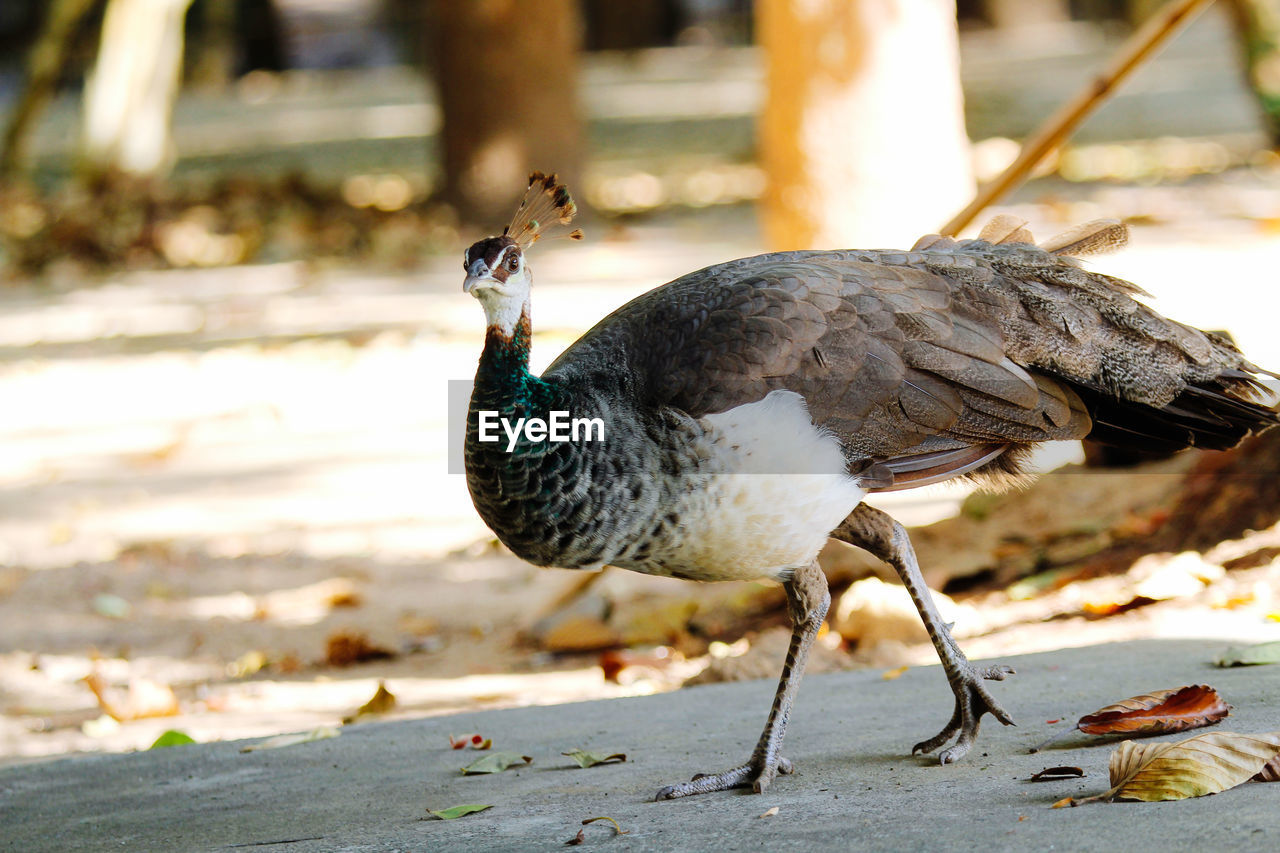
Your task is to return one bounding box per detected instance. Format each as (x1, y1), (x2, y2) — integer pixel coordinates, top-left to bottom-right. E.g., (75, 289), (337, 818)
(655, 560), (829, 800)
(831, 504), (1014, 763)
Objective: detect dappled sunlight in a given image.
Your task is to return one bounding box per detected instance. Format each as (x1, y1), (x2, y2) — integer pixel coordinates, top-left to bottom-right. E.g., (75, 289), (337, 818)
(155, 577), (361, 626)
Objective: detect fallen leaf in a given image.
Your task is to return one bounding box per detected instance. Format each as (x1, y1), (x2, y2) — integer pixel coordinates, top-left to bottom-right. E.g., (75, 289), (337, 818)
(461, 752), (532, 775)
(1253, 754), (1280, 783)
(241, 727), (340, 752)
(581, 816), (628, 836)
(561, 748), (626, 768)
(1076, 685), (1230, 736)
(565, 828), (585, 846)
(881, 665), (909, 681)
(1051, 797), (1075, 808)
(1031, 685), (1229, 752)
(1030, 766), (1084, 781)
(1096, 731), (1280, 802)
(450, 733), (492, 750)
(343, 681), (397, 723)
(426, 804), (493, 820)
(1214, 640), (1280, 667)
(325, 630), (395, 667)
(227, 650), (268, 678)
(149, 730), (196, 749)
(759, 806), (779, 818)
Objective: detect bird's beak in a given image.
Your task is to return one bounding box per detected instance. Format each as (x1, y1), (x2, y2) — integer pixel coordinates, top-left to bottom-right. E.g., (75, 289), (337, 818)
(464, 260), (495, 294)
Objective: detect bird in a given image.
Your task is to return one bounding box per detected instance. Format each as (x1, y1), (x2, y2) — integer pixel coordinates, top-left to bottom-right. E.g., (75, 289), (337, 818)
(462, 172), (1278, 801)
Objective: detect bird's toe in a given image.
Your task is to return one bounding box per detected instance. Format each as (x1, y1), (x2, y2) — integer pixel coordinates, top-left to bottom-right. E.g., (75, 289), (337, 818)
(914, 662), (1016, 761)
(655, 755), (793, 801)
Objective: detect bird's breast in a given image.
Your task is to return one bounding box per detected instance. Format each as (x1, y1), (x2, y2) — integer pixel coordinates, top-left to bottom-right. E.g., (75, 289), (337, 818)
(628, 390), (866, 582)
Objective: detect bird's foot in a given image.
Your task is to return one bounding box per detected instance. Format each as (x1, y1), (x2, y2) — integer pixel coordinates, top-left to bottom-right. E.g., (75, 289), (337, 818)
(913, 663), (1015, 764)
(654, 756), (794, 800)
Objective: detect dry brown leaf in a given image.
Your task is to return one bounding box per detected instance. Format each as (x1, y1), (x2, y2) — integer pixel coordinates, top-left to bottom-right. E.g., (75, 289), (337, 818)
(1076, 685), (1230, 736)
(1030, 766), (1084, 781)
(1252, 754), (1280, 782)
(759, 806), (779, 818)
(343, 681), (397, 723)
(1032, 685), (1230, 753)
(324, 630), (395, 667)
(1050, 797), (1076, 808)
(1098, 731), (1280, 802)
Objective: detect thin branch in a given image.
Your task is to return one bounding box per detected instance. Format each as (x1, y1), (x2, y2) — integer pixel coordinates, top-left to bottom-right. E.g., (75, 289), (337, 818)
(0, 0), (104, 177)
(939, 0), (1216, 237)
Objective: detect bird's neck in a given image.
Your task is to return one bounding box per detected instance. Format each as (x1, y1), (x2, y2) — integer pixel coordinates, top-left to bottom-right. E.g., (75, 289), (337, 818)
(475, 301), (535, 394)
(469, 302), (565, 464)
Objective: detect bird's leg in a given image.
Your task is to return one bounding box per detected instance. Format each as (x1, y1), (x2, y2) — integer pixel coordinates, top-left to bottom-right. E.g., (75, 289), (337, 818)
(831, 504), (1014, 763)
(655, 560), (829, 800)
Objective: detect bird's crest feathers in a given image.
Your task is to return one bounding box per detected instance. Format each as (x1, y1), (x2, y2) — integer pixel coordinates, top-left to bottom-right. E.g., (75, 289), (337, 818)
(504, 171), (584, 251)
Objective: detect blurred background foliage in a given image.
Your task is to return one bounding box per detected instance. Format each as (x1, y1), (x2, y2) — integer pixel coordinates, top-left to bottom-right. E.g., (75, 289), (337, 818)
(0, 0), (1277, 281)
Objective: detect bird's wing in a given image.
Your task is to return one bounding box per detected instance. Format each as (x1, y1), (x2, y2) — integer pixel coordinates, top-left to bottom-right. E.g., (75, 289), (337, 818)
(546, 224), (1275, 488)
(544, 247), (1092, 485)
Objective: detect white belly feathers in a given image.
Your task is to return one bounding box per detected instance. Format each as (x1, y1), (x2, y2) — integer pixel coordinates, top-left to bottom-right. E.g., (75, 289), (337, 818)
(645, 390), (866, 582)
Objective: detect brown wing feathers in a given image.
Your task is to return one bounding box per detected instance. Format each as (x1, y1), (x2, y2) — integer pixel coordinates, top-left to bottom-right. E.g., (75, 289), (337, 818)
(546, 216), (1275, 491)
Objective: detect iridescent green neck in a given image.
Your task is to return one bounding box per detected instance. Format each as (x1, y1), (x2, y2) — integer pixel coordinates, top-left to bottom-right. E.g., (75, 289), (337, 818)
(472, 308), (565, 424)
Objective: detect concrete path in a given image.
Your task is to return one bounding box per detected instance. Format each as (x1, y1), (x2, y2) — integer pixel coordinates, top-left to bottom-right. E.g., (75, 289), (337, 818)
(3, 638), (1278, 852)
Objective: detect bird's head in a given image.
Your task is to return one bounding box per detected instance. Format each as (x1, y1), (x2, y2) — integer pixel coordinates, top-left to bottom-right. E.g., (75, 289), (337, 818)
(463, 171), (581, 335)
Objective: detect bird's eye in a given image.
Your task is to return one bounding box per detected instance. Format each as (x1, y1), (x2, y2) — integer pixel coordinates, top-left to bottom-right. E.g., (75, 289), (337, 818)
(506, 255), (519, 271)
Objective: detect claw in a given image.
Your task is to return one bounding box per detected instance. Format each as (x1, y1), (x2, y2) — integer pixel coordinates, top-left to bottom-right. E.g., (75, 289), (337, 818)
(913, 662), (1016, 763)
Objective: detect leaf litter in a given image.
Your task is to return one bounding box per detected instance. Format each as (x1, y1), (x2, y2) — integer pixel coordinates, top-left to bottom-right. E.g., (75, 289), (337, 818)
(561, 748), (626, 768)
(581, 816), (628, 836)
(1031, 685), (1229, 751)
(342, 681), (397, 724)
(461, 752), (532, 775)
(1215, 640), (1280, 667)
(1029, 766), (1084, 781)
(425, 804), (493, 821)
(1087, 730), (1280, 802)
(241, 727), (339, 752)
(450, 733), (492, 750)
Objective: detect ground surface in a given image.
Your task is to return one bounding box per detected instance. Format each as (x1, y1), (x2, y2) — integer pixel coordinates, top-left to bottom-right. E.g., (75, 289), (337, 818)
(3, 7), (1280, 770)
(3, 639), (1278, 852)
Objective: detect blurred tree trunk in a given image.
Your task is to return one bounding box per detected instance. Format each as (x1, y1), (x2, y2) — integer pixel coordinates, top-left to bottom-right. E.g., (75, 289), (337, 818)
(582, 0), (677, 50)
(238, 0), (287, 72)
(757, 0), (975, 250)
(0, 0), (104, 177)
(982, 0), (1070, 29)
(429, 0), (583, 227)
(189, 0), (237, 92)
(1227, 0), (1280, 146)
(81, 0), (195, 178)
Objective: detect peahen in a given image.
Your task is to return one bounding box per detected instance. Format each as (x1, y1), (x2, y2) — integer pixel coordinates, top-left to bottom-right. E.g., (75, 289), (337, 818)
(462, 173), (1278, 800)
